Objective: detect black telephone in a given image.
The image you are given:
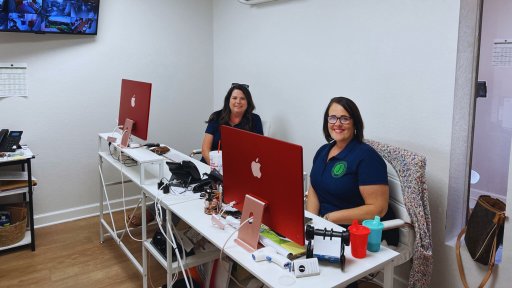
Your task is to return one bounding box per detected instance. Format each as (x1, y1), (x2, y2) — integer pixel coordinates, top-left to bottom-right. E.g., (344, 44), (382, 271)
(166, 160), (202, 187)
(0, 129), (23, 152)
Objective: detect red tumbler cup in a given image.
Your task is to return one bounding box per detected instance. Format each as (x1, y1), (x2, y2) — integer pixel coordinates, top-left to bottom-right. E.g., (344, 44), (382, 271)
(348, 219), (370, 259)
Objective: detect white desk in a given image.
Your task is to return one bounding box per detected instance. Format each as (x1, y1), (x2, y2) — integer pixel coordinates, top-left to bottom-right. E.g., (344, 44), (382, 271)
(98, 133), (398, 287)
(162, 199), (398, 288)
(97, 133), (218, 288)
(140, 147), (399, 288)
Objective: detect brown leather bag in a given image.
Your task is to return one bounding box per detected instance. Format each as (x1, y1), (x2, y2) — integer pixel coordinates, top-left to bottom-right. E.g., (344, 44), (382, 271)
(456, 195), (506, 288)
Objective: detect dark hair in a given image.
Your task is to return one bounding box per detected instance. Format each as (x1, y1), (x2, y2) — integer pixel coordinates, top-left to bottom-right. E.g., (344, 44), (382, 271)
(208, 84), (256, 130)
(322, 97), (364, 143)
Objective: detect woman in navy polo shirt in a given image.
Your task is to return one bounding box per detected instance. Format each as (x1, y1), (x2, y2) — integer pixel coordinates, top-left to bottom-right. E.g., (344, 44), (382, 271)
(201, 83), (263, 164)
(306, 97), (397, 231)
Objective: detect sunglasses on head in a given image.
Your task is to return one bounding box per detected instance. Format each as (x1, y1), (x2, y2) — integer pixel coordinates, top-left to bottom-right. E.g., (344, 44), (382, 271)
(231, 83), (249, 88)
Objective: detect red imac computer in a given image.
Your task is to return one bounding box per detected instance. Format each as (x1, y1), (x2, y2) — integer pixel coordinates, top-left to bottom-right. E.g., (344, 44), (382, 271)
(221, 126), (305, 247)
(118, 79), (152, 147)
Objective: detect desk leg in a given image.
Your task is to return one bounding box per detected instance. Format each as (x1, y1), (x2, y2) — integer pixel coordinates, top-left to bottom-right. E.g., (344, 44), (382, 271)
(383, 262), (394, 288)
(166, 209), (173, 287)
(142, 190), (148, 288)
(98, 158), (104, 243)
(27, 158), (35, 251)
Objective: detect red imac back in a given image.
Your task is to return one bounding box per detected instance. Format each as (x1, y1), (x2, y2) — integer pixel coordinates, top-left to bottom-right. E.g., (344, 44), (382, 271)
(118, 79), (152, 141)
(221, 126), (305, 245)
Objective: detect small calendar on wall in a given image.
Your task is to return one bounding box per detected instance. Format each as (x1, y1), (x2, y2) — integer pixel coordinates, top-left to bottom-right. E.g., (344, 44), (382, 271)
(492, 39), (512, 67)
(0, 63), (28, 97)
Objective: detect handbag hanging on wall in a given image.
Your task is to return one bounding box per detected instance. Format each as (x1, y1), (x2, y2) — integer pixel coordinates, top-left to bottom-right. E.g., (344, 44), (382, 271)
(456, 195), (506, 288)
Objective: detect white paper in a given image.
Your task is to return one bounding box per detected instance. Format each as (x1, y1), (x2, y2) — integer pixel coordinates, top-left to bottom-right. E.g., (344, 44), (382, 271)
(492, 40), (512, 67)
(313, 235), (342, 257)
(0, 63), (28, 97)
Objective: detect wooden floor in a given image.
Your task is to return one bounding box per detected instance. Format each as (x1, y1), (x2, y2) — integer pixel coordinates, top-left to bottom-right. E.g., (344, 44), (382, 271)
(0, 211), (383, 288)
(0, 211), (168, 288)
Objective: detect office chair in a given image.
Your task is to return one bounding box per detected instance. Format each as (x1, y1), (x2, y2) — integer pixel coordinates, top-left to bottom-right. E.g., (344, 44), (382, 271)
(190, 120), (271, 158)
(366, 139), (433, 288)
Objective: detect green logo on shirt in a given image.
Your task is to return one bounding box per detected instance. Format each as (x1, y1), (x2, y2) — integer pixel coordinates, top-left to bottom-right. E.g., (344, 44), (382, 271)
(332, 161), (347, 178)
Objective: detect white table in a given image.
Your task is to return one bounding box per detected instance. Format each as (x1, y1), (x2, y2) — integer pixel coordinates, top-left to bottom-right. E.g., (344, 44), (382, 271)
(98, 133), (398, 287)
(98, 133), (218, 288)
(141, 147), (399, 288)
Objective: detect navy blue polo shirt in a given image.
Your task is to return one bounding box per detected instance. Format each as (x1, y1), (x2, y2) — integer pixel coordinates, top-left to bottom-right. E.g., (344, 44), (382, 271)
(204, 112), (263, 152)
(310, 139), (388, 217)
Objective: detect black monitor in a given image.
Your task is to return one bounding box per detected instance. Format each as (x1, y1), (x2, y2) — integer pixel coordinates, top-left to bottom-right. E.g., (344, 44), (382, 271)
(1, 0), (100, 35)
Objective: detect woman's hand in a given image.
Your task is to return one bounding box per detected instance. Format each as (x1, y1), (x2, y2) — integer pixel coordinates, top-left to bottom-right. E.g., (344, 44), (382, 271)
(305, 186), (320, 215)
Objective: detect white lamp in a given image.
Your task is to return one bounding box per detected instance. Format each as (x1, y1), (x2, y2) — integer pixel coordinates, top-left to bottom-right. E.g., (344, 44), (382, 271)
(470, 169), (480, 184)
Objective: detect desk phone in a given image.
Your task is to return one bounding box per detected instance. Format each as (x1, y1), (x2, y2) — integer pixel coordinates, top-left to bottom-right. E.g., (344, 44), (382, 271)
(0, 129), (23, 152)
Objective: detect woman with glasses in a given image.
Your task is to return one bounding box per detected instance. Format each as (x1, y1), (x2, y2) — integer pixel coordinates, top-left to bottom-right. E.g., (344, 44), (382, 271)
(306, 97), (398, 255)
(201, 83), (263, 164)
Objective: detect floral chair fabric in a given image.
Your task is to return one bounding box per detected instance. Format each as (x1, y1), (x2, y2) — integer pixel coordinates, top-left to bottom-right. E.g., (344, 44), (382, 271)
(366, 139), (433, 288)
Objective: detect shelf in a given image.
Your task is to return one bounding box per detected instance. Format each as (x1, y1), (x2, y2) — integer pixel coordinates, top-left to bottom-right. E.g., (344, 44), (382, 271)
(0, 188), (31, 197)
(0, 178), (37, 195)
(143, 240), (219, 271)
(0, 153), (35, 252)
(0, 231), (31, 251)
(99, 151), (161, 186)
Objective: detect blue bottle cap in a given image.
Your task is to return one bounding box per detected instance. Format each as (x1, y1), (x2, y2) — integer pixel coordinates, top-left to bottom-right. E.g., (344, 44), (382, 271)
(362, 216), (384, 229)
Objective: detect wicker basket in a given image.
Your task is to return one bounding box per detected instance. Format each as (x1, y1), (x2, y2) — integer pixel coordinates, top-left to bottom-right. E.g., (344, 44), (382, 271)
(0, 205), (27, 247)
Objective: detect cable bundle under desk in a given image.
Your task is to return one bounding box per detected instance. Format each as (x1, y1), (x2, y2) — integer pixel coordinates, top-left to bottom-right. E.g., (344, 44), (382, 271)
(108, 143), (137, 167)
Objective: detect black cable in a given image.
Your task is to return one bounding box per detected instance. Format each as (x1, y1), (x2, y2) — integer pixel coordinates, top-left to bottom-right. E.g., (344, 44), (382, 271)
(358, 271), (380, 285)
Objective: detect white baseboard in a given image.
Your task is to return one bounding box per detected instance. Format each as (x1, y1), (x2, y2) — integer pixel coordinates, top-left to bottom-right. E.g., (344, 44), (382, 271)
(469, 188), (507, 208)
(34, 195), (141, 228)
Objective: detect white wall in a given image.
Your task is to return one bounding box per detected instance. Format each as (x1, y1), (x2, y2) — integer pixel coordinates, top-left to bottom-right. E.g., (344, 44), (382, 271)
(213, 0), (461, 287)
(0, 0), (213, 225)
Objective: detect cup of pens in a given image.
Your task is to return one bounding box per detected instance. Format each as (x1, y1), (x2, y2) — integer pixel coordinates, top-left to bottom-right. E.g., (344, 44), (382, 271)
(209, 150), (223, 174)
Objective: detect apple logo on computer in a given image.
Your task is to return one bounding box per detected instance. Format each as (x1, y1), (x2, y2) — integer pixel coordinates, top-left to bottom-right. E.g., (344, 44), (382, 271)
(251, 158), (262, 178)
(131, 94), (136, 107)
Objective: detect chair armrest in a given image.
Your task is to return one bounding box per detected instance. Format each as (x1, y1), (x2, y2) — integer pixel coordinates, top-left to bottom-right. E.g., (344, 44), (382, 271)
(382, 219), (406, 230)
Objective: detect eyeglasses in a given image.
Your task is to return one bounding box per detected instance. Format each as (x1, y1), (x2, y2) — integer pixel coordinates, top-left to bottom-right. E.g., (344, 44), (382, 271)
(327, 115), (352, 124)
(231, 83), (249, 88)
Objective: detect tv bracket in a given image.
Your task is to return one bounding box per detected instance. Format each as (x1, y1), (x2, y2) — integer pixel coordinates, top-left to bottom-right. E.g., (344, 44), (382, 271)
(305, 224), (350, 271)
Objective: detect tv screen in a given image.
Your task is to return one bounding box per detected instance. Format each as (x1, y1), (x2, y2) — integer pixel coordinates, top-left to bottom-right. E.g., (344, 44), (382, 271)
(0, 0), (99, 35)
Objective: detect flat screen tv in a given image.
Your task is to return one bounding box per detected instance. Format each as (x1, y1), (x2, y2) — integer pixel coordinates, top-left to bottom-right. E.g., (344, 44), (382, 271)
(0, 0), (99, 35)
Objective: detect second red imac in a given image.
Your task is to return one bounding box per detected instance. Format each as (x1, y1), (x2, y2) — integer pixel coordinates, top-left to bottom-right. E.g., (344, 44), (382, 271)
(118, 79), (152, 147)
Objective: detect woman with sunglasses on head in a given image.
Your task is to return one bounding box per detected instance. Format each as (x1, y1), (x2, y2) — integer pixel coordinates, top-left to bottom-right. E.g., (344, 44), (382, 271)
(306, 97), (398, 268)
(201, 83), (263, 164)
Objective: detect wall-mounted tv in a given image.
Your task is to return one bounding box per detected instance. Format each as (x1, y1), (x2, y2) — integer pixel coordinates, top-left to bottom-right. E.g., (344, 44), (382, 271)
(0, 0), (99, 35)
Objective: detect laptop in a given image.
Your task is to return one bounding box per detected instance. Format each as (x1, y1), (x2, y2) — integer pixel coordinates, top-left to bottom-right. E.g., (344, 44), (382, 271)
(221, 126), (305, 245)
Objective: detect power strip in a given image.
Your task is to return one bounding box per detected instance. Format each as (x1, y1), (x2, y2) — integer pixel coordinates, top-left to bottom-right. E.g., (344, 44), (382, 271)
(211, 215), (240, 229)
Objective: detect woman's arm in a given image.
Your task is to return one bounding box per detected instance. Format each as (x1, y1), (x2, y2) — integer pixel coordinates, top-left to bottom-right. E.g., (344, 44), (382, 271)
(324, 184), (389, 224)
(305, 186), (320, 215)
(201, 133), (214, 165)
(252, 114), (264, 135)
